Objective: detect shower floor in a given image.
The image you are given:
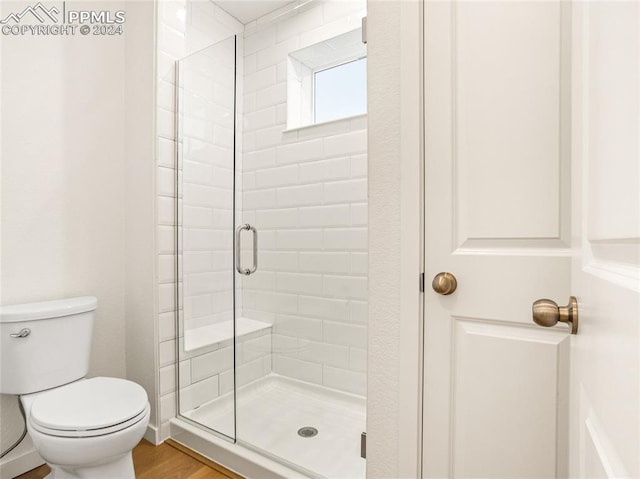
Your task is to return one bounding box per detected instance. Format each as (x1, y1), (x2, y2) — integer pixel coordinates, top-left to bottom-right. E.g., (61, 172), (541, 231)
(185, 374), (366, 479)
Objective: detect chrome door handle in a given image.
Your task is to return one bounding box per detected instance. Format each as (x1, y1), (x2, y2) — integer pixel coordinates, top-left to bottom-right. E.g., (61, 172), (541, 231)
(10, 328), (31, 338)
(532, 296), (579, 334)
(235, 224), (258, 275)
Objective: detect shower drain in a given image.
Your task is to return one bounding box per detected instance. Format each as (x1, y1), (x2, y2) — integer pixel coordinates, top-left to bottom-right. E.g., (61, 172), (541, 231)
(297, 426), (318, 438)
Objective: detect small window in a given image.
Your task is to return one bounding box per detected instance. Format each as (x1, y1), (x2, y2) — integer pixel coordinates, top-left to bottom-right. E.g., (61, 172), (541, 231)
(314, 57), (367, 124)
(287, 28), (367, 129)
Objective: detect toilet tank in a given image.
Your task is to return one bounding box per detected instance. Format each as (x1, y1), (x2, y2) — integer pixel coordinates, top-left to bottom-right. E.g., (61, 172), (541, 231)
(0, 297), (96, 395)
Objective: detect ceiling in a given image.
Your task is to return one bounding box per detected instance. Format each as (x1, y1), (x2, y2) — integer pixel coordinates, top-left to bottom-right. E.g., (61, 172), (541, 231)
(214, 0), (296, 24)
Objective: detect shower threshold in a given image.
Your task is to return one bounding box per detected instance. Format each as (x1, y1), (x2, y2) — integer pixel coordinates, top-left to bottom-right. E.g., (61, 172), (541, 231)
(174, 374), (366, 479)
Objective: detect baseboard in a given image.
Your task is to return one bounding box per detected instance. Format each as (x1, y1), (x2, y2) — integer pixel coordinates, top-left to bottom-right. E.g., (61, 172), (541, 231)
(144, 423), (160, 445)
(0, 442), (44, 479)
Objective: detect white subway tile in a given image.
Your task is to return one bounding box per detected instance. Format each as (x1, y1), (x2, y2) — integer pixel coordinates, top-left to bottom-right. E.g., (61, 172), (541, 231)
(158, 196), (175, 225)
(245, 66), (277, 93)
(323, 228), (367, 250)
(323, 321), (366, 348)
(255, 125), (285, 149)
(158, 108), (176, 140)
(277, 184), (323, 207)
(276, 229), (323, 250)
(255, 165), (298, 189)
(244, 24), (277, 55)
(323, 365), (366, 396)
(351, 252), (368, 276)
(351, 203), (368, 226)
(243, 189), (276, 209)
(299, 252), (349, 274)
(349, 347), (367, 372)
(237, 357), (268, 386)
(243, 271), (277, 291)
(323, 275), (368, 300)
(183, 206), (213, 228)
(298, 205), (350, 227)
(159, 284), (176, 313)
(179, 360), (191, 388)
(298, 295), (349, 321)
(275, 314), (323, 340)
(244, 148), (276, 170)
(350, 154), (367, 178)
(183, 251), (212, 273)
(159, 312), (176, 342)
(260, 251), (299, 272)
(276, 138), (323, 165)
(299, 157), (350, 183)
(324, 130), (367, 157)
(256, 208), (298, 228)
(276, 6), (324, 42)
(160, 364), (176, 395)
(324, 178), (367, 204)
(160, 392), (177, 423)
(256, 82), (287, 110)
(244, 53), (257, 75)
(277, 272), (323, 295)
(298, 340), (349, 369)
(158, 226), (175, 254)
(158, 254), (175, 283)
(242, 334), (272, 363)
(191, 346), (234, 382)
(245, 106), (277, 131)
(180, 375), (219, 411)
(159, 339), (176, 367)
(243, 291), (298, 314)
(273, 355), (322, 384)
(158, 138), (176, 168)
(350, 301), (368, 323)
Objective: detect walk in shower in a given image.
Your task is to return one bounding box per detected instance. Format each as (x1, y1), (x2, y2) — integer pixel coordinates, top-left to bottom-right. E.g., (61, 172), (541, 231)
(174, 1), (368, 477)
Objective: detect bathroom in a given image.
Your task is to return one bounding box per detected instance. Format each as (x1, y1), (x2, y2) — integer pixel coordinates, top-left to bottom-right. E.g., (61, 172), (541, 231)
(1, 0), (638, 478)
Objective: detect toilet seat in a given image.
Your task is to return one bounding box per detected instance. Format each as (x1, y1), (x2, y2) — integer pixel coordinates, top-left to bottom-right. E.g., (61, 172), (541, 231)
(29, 377), (149, 438)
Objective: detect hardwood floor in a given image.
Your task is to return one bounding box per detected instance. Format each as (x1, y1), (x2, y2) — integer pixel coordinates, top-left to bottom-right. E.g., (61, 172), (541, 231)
(15, 440), (243, 479)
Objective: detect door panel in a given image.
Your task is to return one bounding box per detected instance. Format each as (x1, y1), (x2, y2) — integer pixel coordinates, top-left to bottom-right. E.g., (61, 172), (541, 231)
(570, 2), (640, 477)
(423, 2), (572, 477)
(451, 320), (570, 478)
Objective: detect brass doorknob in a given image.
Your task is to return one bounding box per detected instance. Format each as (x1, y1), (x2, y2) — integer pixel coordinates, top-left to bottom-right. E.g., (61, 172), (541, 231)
(532, 296), (579, 334)
(432, 272), (457, 295)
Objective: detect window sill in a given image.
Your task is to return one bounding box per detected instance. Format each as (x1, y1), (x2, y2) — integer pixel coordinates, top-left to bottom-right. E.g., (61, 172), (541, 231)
(283, 113), (367, 134)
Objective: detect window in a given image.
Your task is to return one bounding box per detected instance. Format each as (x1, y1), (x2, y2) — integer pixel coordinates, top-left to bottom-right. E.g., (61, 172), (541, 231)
(314, 57), (367, 124)
(287, 28), (367, 129)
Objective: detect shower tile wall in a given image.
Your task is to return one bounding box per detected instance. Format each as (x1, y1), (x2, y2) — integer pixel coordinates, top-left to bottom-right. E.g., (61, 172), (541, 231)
(155, 0), (242, 441)
(240, 0), (368, 397)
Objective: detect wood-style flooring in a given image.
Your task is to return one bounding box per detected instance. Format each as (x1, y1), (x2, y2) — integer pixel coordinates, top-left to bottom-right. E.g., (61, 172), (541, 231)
(15, 439), (244, 479)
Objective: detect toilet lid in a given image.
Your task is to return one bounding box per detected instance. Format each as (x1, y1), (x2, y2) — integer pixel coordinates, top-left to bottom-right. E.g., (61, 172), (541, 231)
(30, 377), (148, 436)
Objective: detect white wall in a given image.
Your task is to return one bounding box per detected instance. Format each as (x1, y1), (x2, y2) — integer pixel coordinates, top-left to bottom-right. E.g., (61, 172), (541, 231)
(1, 0), (159, 474)
(240, 0), (368, 397)
(367, 0), (423, 477)
(0, 0), (127, 474)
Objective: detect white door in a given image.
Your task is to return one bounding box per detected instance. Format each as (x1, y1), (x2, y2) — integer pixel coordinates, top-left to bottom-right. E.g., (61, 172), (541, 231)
(423, 1), (604, 477)
(569, 2), (639, 477)
(422, 1), (639, 477)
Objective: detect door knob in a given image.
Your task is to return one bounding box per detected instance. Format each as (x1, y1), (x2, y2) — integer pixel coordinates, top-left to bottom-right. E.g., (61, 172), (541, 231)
(532, 296), (578, 334)
(432, 272), (457, 295)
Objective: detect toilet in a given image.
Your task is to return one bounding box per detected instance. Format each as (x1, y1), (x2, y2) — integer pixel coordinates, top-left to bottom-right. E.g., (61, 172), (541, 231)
(0, 297), (150, 479)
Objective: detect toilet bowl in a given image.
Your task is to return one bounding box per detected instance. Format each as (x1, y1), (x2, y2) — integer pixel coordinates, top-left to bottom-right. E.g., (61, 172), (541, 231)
(0, 297), (150, 479)
(21, 377), (150, 479)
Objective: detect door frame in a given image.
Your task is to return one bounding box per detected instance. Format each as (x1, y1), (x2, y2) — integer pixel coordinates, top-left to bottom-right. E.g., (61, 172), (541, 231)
(366, 0), (424, 477)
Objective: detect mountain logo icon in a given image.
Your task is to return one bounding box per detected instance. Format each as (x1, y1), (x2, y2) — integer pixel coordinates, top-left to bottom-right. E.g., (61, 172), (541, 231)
(0, 3), (60, 24)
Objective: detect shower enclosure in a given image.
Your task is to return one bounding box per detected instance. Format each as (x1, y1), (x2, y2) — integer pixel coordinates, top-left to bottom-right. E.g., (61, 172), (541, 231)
(175, 2), (368, 477)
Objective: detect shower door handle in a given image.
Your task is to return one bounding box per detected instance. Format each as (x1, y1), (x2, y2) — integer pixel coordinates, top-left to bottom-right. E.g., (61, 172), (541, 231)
(235, 224), (258, 275)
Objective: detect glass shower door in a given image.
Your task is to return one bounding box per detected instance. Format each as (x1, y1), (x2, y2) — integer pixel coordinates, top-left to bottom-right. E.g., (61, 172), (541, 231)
(176, 35), (237, 440)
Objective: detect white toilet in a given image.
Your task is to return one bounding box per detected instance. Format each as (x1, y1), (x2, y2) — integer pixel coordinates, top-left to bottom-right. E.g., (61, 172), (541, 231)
(0, 297), (150, 479)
